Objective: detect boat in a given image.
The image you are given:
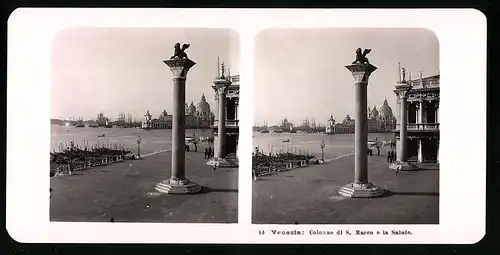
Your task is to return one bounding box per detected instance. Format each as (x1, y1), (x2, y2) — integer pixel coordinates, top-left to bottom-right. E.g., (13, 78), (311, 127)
(260, 129), (269, 133)
(75, 123), (85, 128)
(289, 126), (297, 133)
(89, 123), (99, 128)
(283, 139), (290, 142)
(98, 133), (105, 138)
(273, 129), (283, 133)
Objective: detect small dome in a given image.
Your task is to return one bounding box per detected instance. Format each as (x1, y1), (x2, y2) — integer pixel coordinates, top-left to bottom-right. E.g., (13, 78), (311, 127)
(197, 94), (211, 113)
(379, 99), (393, 119)
(370, 105), (379, 119)
(188, 101), (197, 115)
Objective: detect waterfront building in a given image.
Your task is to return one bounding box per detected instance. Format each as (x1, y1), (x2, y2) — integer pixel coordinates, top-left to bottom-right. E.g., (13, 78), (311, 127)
(141, 110), (153, 129)
(96, 113), (109, 126)
(326, 99), (396, 134)
(140, 94), (215, 130)
(325, 115), (336, 134)
(394, 73), (440, 163)
(280, 118), (293, 131)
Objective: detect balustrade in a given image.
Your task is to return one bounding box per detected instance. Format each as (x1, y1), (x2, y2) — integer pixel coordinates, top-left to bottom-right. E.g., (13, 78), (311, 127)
(395, 123), (439, 130)
(213, 119), (239, 126)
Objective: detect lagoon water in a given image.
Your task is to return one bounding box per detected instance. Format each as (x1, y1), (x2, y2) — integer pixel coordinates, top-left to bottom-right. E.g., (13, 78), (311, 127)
(51, 125), (395, 160)
(50, 125), (212, 156)
(252, 131), (395, 160)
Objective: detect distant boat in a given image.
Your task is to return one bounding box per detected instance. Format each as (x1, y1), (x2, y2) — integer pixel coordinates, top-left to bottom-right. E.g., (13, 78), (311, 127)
(289, 126), (297, 133)
(98, 133), (105, 137)
(75, 123), (85, 128)
(260, 129), (269, 133)
(283, 139), (290, 142)
(89, 123), (99, 128)
(273, 129), (283, 133)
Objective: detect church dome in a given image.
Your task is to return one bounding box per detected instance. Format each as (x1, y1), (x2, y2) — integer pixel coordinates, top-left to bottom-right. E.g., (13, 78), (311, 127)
(197, 94), (211, 113)
(379, 99), (393, 119)
(370, 106), (379, 119)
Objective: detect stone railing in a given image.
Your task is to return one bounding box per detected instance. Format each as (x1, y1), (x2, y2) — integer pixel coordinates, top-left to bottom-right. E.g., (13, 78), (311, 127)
(213, 119), (239, 127)
(396, 123), (439, 131)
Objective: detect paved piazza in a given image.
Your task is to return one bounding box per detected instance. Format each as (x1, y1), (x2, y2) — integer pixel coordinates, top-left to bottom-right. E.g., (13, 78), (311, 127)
(50, 144), (238, 223)
(252, 146), (439, 224)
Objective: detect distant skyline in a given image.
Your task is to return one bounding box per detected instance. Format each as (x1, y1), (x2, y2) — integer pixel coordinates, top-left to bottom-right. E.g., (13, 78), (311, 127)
(51, 28), (239, 120)
(254, 28), (439, 126)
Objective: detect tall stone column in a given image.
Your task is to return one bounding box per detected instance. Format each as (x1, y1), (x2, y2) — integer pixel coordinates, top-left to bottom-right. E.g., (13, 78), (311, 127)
(206, 61), (237, 168)
(155, 43), (201, 194)
(216, 86), (227, 158)
(390, 74), (418, 171)
(339, 49), (384, 198)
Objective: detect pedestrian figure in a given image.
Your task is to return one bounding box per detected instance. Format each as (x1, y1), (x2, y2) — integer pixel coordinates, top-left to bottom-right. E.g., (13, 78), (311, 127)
(186, 144), (190, 152)
(396, 166), (401, 175)
(194, 142), (198, 152)
(393, 152), (397, 162)
(204, 147), (208, 159)
(387, 152), (391, 162)
(211, 147), (214, 158)
(213, 162), (218, 171)
(377, 146), (380, 156)
(110, 217), (115, 222)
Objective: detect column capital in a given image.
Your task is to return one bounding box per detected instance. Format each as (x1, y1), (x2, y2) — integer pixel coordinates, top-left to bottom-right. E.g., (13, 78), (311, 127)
(212, 79), (231, 94)
(163, 58), (196, 78)
(394, 83), (412, 99)
(345, 63), (377, 83)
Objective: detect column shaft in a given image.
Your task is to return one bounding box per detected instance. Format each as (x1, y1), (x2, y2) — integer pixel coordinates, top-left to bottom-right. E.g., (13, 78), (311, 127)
(399, 97), (408, 162)
(171, 77), (186, 179)
(418, 139), (423, 162)
(419, 100), (424, 124)
(216, 91), (226, 158)
(354, 82), (368, 184)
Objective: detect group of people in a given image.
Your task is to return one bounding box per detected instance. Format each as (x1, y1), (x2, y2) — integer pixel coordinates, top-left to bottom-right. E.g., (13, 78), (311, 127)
(185, 142), (198, 152)
(204, 145), (215, 159)
(367, 147), (381, 156)
(387, 150), (397, 163)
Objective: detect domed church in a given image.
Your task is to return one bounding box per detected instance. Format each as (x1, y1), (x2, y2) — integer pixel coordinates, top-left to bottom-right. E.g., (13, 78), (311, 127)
(184, 94), (215, 128)
(369, 98), (397, 132)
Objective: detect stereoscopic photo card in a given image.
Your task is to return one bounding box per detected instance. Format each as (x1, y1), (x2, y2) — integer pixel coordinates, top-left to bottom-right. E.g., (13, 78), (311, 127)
(6, 8), (486, 244)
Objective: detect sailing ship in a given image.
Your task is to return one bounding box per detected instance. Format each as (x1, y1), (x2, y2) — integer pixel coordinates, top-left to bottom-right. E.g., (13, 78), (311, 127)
(289, 126), (297, 133)
(259, 121), (270, 133)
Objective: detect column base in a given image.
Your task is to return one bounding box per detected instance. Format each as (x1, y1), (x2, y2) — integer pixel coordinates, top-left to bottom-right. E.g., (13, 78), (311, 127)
(338, 182), (384, 198)
(206, 157), (238, 168)
(389, 161), (419, 171)
(155, 178), (202, 194)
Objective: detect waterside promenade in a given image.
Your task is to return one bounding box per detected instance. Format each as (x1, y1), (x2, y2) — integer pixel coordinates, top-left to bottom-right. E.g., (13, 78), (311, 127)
(252, 146), (438, 224)
(50, 144), (238, 223)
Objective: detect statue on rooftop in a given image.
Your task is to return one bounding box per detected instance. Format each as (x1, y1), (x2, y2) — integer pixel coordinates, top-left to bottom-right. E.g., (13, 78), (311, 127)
(170, 42), (190, 60)
(352, 48), (372, 64)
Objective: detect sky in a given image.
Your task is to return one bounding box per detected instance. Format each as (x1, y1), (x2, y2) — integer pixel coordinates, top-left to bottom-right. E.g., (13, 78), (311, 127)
(51, 28), (239, 120)
(254, 28), (439, 126)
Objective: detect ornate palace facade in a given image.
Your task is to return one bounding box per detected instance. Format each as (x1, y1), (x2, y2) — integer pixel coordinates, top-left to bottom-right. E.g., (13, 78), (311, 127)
(394, 73), (440, 163)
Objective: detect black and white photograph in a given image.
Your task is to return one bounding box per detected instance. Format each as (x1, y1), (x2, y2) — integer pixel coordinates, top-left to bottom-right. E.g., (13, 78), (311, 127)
(7, 9), (486, 244)
(49, 28), (240, 223)
(252, 28), (440, 224)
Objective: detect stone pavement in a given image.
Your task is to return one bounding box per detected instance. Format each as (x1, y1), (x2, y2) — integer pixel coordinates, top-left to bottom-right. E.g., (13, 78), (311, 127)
(50, 144), (238, 223)
(252, 146), (439, 224)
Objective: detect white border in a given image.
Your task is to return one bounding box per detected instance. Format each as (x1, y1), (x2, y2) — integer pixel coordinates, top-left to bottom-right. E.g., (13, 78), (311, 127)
(7, 8), (486, 244)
